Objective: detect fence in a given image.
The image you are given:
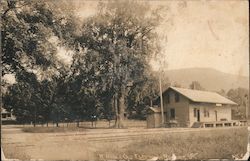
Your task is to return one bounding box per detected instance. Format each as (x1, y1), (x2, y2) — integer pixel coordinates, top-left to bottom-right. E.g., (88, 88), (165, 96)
(17, 119), (147, 129)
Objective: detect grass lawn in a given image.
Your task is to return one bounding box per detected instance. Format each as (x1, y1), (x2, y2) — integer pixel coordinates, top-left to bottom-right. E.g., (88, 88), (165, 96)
(22, 126), (89, 133)
(2, 126), (248, 160)
(94, 127), (248, 160)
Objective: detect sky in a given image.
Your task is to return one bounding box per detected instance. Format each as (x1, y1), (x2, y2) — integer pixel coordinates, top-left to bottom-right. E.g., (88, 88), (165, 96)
(73, 0), (249, 77)
(3, 0), (249, 84)
(152, 0), (249, 77)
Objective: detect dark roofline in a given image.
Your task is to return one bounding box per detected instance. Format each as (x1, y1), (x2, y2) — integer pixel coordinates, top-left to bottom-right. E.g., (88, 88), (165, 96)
(164, 87), (196, 103)
(157, 86), (237, 105)
(153, 86), (179, 104)
(163, 86), (206, 95)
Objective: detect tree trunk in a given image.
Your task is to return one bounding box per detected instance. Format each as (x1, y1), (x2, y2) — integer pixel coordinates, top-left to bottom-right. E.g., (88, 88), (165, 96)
(56, 110), (60, 127)
(34, 109), (37, 127)
(117, 85), (126, 128)
(77, 120), (79, 127)
(114, 93), (119, 128)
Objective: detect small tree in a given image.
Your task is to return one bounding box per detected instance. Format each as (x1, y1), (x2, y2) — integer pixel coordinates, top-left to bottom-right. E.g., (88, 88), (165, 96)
(227, 88), (249, 119)
(189, 81), (204, 90)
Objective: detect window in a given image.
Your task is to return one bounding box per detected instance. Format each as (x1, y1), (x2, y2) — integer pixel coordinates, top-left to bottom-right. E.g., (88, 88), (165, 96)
(175, 93), (180, 102)
(170, 108), (175, 119)
(7, 113), (11, 117)
(166, 94), (170, 104)
(2, 114), (6, 118)
(204, 109), (210, 117)
(194, 108), (197, 117)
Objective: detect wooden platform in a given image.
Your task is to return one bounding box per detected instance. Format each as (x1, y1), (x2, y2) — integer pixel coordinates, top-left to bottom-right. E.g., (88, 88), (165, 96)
(199, 120), (247, 128)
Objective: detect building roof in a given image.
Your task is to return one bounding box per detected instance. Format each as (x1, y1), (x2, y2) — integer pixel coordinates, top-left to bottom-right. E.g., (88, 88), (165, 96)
(147, 107), (166, 113)
(165, 86), (237, 105)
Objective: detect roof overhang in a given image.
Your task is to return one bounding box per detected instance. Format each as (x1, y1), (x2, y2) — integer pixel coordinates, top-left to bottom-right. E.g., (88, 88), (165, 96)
(162, 86), (238, 106)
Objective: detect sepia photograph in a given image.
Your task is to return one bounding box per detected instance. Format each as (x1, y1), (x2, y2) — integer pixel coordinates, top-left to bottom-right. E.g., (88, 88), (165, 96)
(1, 0), (249, 160)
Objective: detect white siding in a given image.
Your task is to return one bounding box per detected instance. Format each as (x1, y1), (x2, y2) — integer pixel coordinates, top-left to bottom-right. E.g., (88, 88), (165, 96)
(159, 89), (234, 128)
(216, 106), (231, 121)
(189, 103), (232, 126)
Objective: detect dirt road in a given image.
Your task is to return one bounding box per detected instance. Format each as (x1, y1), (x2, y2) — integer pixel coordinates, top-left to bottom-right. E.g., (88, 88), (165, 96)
(1, 126), (247, 160)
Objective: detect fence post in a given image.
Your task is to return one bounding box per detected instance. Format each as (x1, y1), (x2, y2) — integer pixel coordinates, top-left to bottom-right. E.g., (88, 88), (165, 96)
(241, 126), (250, 160)
(1, 147), (6, 160)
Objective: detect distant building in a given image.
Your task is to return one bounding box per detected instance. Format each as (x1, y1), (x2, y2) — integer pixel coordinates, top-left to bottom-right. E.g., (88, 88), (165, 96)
(1, 107), (16, 122)
(147, 86), (237, 128)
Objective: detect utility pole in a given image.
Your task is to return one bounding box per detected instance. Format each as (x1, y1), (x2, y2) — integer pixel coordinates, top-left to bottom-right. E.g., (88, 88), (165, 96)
(245, 94), (248, 120)
(159, 73), (164, 125)
(158, 34), (167, 127)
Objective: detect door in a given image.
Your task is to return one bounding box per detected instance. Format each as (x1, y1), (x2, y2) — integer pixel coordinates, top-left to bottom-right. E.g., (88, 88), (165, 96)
(170, 108), (175, 120)
(197, 109), (200, 122)
(215, 111), (217, 121)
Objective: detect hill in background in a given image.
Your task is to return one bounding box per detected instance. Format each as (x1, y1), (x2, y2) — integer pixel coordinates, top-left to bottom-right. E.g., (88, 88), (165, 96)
(160, 68), (249, 92)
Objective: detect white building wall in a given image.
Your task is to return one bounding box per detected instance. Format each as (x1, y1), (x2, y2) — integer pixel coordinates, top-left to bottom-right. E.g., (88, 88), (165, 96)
(189, 103), (232, 126)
